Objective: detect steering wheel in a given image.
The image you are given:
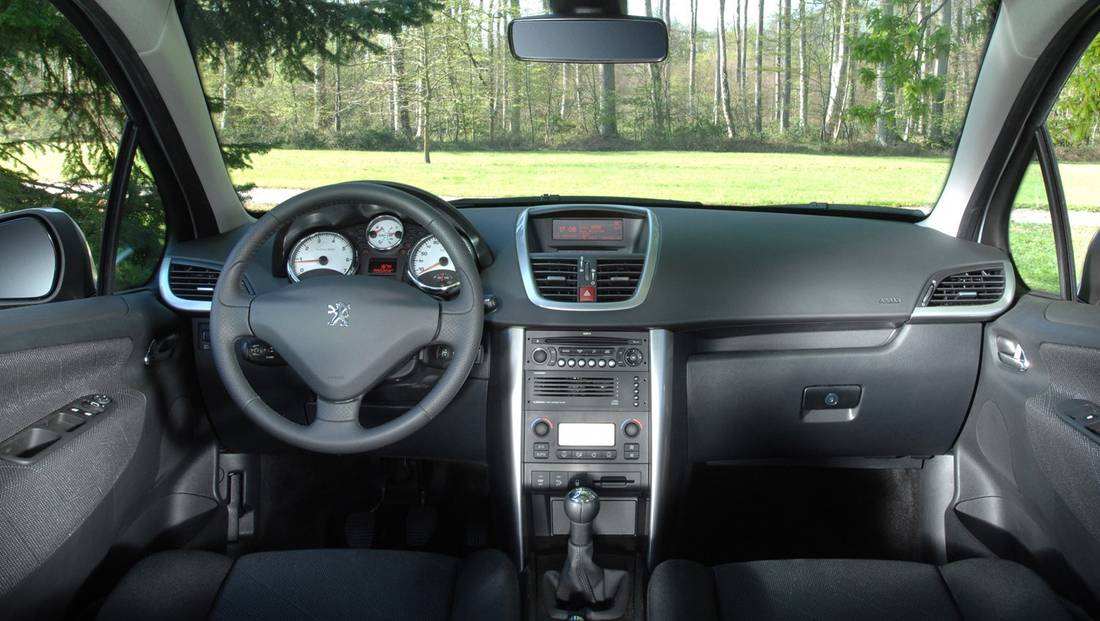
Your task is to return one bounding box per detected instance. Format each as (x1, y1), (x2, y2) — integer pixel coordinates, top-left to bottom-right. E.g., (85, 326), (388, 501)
(210, 182), (484, 454)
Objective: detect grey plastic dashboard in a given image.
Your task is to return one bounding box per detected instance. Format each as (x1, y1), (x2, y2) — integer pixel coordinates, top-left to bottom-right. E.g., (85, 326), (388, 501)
(162, 203), (1011, 328)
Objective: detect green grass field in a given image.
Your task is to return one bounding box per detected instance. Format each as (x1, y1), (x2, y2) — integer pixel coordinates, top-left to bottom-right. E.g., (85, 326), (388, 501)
(16, 148), (1100, 211)
(9, 148), (1099, 295)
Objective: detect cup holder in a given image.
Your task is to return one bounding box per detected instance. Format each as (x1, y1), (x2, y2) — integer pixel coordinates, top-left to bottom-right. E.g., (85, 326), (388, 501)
(0, 427), (61, 462)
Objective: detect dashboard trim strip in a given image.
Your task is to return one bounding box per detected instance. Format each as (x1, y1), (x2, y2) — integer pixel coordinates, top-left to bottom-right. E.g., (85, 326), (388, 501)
(647, 328), (672, 570)
(505, 327), (528, 571)
(515, 205), (659, 311)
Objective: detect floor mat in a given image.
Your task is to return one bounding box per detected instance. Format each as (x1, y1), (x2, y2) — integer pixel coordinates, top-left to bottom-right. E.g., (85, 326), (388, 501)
(671, 465), (923, 566)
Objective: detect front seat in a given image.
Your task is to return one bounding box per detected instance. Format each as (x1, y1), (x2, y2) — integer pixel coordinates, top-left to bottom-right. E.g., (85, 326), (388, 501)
(97, 548), (518, 621)
(648, 557), (1081, 621)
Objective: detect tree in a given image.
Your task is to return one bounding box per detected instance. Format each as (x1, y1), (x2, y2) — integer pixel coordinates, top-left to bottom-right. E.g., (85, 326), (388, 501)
(754, 0), (764, 133)
(644, 0), (666, 136)
(798, 0), (808, 129)
(930, 0), (952, 145)
(781, 0), (792, 133)
(688, 0), (699, 118)
(599, 64), (618, 139)
(717, 0), (736, 138)
(824, 0), (851, 139)
(874, 0), (898, 146)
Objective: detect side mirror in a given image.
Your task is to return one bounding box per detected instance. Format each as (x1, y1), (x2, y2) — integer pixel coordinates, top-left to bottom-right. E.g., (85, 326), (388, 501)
(509, 15), (668, 63)
(1079, 229), (1100, 305)
(0, 208), (95, 307)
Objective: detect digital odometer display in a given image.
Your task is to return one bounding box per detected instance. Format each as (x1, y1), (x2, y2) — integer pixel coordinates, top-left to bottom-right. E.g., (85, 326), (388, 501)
(552, 219), (624, 241)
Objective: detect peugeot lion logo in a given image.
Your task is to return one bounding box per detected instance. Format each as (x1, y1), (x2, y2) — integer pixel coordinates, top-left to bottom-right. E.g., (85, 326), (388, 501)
(326, 302), (351, 327)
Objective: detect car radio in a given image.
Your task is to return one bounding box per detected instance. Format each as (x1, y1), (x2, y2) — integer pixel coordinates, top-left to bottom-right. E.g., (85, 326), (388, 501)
(522, 331), (650, 491)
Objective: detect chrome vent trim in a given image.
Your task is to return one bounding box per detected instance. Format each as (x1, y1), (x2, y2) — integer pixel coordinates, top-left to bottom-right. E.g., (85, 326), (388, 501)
(167, 262), (220, 301)
(159, 258), (251, 313)
(910, 260), (1015, 323)
(516, 205), (658, 312)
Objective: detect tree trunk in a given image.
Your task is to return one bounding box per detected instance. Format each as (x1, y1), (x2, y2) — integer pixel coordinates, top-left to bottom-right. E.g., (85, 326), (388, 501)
(599, 63), (618, 139)
(507, 0), (522, 140)
(734, 0), (742, 96)
(389, 38), (409, 136)
(754, 0), (764, 133)
(644, 0), (665, 135)
(313, 59), (324, 131)
(421, 26), (431, 163)
(688, 0), (698, 118)
(823, 0), (850, 139)
(718, 0), (735, 138)
(798, 0), (807, 129)
(333, 45), (342, 135)
(930, 0), (952, 144)
(781, 0), (792, 132)
(875, 0), (897, 146)
(219, 46), (232, 131)
(740, 0), (748, 92)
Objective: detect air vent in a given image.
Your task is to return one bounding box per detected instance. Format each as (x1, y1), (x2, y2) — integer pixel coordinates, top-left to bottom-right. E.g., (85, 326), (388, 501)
(531, 256), (579, 301)
(167, 262), (220, 301)
(595, 256), (644, 302)
(532, 376), (616, 398)
(927, 268), (1005, 307)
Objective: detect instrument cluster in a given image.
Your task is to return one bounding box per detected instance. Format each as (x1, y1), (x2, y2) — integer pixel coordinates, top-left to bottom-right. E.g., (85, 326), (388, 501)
(285, 214), (461, 295)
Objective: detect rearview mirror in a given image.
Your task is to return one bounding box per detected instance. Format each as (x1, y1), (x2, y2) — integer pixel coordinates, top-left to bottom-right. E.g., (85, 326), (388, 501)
(0, 208), (94, 307)
(509, 16), (668, 63)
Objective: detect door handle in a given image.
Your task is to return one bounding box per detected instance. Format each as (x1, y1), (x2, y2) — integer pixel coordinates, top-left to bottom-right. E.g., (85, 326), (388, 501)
(995, 336), (1030, 372)
(144, 334), (179, 366)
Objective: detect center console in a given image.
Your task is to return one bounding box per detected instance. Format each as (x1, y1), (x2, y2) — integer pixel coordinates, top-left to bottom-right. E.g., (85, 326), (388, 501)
(522, 330), (651, 539)
(523, 331), (650, 495)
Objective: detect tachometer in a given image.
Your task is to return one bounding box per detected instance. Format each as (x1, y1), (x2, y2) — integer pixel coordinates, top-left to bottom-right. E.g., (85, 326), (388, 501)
(287, 231), (357, 282)
(366, 215), (404, 251)
(408, 235), (460, 293)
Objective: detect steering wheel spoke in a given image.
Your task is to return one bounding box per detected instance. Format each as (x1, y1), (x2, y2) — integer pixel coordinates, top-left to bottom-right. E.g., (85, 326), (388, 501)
(313, 395), (364, 424)
(211, 297), (255, 340)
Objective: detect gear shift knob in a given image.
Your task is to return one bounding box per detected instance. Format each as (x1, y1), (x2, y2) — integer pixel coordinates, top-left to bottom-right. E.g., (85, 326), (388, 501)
(564, 487), (599, 546)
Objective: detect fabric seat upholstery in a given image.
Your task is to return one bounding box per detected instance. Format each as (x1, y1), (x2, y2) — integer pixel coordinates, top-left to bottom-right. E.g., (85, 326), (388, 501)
(98, 548), (518, 621)
(648, 557), (1077, 621)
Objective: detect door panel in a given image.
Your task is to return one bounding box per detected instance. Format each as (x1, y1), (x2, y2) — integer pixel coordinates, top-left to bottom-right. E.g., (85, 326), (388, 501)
(0, 291), (215, 619)
(952, 294), (1100, 615)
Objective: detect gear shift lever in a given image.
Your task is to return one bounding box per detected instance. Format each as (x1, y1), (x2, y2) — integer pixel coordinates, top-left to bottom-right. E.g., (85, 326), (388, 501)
(564, 486), (599, 546)
(539, 487), (631, 620)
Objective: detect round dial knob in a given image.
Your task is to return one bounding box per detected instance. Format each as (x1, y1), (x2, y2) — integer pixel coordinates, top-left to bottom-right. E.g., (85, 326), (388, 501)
(624, 348), (644, 367)
(531, 348), (549, 364)
(532, 418), (552, 437)
(623, 420), (642, 438)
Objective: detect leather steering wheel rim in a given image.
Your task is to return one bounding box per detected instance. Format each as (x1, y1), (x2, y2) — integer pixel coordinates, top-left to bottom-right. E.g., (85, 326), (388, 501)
(209, 182), (483, 454)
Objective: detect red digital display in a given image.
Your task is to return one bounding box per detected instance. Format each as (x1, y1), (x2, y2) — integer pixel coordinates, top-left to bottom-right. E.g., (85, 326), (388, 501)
(552, 219), (624, 241)
(368, 257), (398, 274)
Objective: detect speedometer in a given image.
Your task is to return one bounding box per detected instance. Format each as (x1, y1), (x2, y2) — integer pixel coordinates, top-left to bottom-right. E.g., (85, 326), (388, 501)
(287, 231), (357, 282)
(408, 235), (460, 293)
(366, 214), (404, 251)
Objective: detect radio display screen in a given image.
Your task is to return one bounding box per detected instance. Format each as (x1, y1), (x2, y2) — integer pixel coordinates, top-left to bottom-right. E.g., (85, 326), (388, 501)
(552, 219), (624, 241)
(557, 423), (616, 447)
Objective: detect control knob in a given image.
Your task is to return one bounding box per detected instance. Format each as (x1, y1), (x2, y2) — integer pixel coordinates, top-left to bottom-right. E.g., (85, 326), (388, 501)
(532, 418), (552, 437)
(532, 348), (549, 364)
(624, 348), (644, 367)
(622, 419), (642, 438)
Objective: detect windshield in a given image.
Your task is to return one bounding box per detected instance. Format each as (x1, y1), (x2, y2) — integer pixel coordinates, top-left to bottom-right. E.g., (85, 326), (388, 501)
(181, 0), (998, 213)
